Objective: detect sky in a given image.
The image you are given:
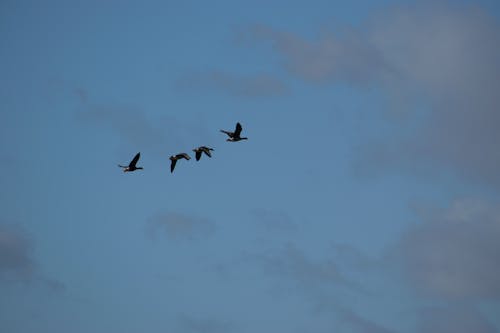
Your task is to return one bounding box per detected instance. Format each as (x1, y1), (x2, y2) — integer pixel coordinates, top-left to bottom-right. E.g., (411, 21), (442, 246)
(1, 0), (500, 332)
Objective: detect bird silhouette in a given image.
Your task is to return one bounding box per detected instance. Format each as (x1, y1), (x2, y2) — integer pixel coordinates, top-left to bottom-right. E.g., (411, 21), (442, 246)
(192, 146), (214, 161)
(220, 122), (248, 142)
(169, 153), (191, 173)
(118, 152), (143, 172)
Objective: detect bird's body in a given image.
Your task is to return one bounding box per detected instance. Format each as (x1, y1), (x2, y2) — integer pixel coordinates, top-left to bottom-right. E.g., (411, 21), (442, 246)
(193, 146), (214, 161)
(169, 153), (191, 173)
(220, 122), (248, 142)
(118, 152), (143, 172)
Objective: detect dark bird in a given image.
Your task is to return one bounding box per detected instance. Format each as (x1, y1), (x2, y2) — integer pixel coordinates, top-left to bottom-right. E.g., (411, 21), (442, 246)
(220, 122), (248, 142)
(192, 146), (214, 161)
(169, 153), (191, 173)
(118, 152), (143, 172)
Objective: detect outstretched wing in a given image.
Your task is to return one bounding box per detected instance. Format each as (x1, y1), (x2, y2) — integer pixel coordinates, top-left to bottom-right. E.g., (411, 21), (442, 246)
(203, 149), (212, 158)
(129, 152), (141, 168)
(234, 122), (242, 136)
(195, 151), (202, 161)
(179, 153), (191, 160)
(220, 129), (232, 137)
(170, 159), (177, 173)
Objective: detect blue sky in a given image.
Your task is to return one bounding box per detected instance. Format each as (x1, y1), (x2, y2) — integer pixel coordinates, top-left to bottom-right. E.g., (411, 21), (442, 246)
(1, 0), (500, 332)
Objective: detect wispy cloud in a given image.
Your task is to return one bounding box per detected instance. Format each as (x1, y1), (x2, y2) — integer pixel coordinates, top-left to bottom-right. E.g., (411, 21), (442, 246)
(177, 314), (234, 333)
(258, 243), (351, 286)
(337, 309), (398, 333)
(146, 212), (216, 241)
(250, 208), (298, 232)
(239, 24), (390, 85)
(251, 242), (367, 311)
(244, 4), (500, 188)
(175, 70), (289, 98)
(76, 91), (212, 158)
(0, 223), (65, 292)
(393, 198), (500, 301)
(80, 104), (186, 155)
(0, 224), (35, 280)
(73, 87), (89, 104)
(330, 242), (381, 272)
(416, 305), (497, 333)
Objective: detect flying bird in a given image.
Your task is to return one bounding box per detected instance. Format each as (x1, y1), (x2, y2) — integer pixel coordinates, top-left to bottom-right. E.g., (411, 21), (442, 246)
(220, 122), (248, 142)
(169, 153), (191, 173)
(192, 146), (214, 161)
(118, 152), (143, 172)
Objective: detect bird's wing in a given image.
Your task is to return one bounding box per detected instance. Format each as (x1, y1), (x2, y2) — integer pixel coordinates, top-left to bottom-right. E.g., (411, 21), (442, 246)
(220, 129), (232, 137)
(234, 122), (242, 136)
(129, 152), (141, 167)
(170, 159), (177, 173)
(203, 149), (212, 158)
(195, 151), (202, 161)
(181, 153), (191, 160)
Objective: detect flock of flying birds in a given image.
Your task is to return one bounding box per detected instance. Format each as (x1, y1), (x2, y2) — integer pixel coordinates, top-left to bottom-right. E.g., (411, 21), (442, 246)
(118, 122), (248, 173)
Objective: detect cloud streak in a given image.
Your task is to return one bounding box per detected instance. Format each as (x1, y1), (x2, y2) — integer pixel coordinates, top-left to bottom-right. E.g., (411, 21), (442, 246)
(250, 208), (298, 232)
(338, 309), (397, 333)
(146, 212), (216, 241)
(251, 242), (367, 312)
